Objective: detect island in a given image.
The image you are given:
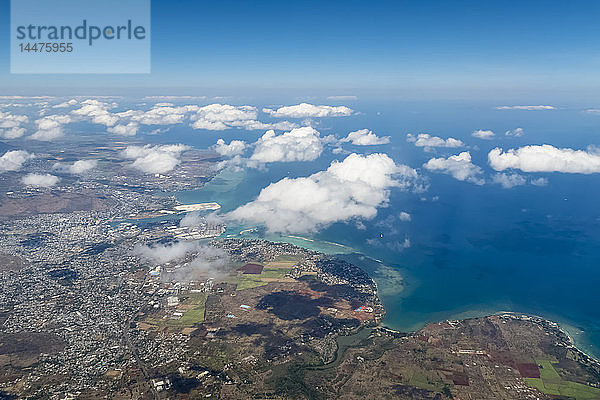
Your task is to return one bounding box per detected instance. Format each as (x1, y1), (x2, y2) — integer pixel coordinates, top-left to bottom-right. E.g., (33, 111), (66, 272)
(1, 235), (599, 399)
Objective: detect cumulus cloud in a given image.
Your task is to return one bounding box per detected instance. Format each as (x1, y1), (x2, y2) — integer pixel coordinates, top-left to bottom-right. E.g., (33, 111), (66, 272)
(488, 145), (600, 174)
(492, 173), (527, 189)
(190, 104), (243, 129)
(134, 241), (230, 281)
(53, 159), (97, 174)
(133, 241), (199, 264)
(0, 111), (28, 138)
(341, 129), (390, 145)
(424, 151), (484, 185)
(189, 103), (296, 131)
(53, 99), (78, 108)
(472, 129), (495, 140)
(30, 114), (72, 141)
(263, 103), (354, 118)
(107, 122), (139, 136)
(214, 139), (246, 157)
(119, 104), (198, 126)
(22, 173), (59, 187)
(227, 153), (417, 233)
(0, 110), (28, 128)
(71, 100), (299, 135)
(398, 211), (411, 221)
(530, 177), (549, 186)
(0, 150), (34, 172)
(1, 127), (26, 139)
(496, 105), (555, 110)
(250, 127), (323, 163)
(406, 133), (463, 149)
(122, 144), (189, 174)
(172, 246), (231, 282)
(505, 127), (524, 137)
(72, 99), (117, 126)
(179, 211), (220, 227)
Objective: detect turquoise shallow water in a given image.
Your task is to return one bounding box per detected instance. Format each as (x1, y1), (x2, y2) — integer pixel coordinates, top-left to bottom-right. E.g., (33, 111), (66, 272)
(157, 101), (600, 360)
(171, 165), (600, 361)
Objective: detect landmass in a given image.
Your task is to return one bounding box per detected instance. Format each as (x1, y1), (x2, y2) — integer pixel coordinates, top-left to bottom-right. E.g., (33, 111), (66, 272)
(0, 139), (599, 399)
(1, 233), (599, 399)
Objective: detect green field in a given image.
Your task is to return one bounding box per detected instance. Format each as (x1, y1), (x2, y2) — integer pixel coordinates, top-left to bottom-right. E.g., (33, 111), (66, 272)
(260, 267), (291, 279)
(236, 274), (268, 290)
(235, 267), (292, 290)
(524, 360), (600, 399)
(407, 369), (444, 392)
(168, 293), (208, 326)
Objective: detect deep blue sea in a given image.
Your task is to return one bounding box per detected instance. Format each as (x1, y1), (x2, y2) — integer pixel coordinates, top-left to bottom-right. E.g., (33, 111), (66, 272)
(148, 99), (600, 359)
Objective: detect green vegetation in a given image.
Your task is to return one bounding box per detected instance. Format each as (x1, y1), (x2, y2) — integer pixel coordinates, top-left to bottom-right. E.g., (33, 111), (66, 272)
(236, 275), (268, 290)
(272, 254), (300, 263)
(524, 360), (600, 400)
(168, 293), (207, 326)
(260, 267), (291, 279)
(267, 361), (324, 400)
(407, 370), (444, 392)
(190, 342), (230, 371)
(235, 267), (292, 290)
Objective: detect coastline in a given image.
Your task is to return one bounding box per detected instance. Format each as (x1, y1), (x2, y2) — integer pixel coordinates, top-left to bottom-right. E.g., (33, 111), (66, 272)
(224, 229), (600, 364)
(169, 178), (600, 366)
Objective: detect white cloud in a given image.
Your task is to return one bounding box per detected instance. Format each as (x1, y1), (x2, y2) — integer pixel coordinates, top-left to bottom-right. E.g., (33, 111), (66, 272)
(1, 127), (26, 139)
(472, 129), (495, 140)
(0, 150), (34, 172)
(424, 151), (485, 185)
(496, 105), (555, 110)
(530, 177), (548, 186)
(72, 100), (298, 134)
(119, 104), (198, 125)
(189, 104), (296, 131)
(263, 103), (354, 118)
(133, 241), (199, 264)
(122, 144), (189, 174)
(53, 99), (78, 108)
(406, 133), (463, 148)
(22, 173), (59, 187)
(53, 159), (97, 174)
(0, 110), (28, 128)
(398, 211), (411, 221)
(30, 114), (72, 141)
(489, 145), (600, 174)
(133, 241), (230, 280)
(214, 139), (246, 157)
(250, 127), (323, 163)
(227, 153), (417, 233)
(492, 173), (527, 189)
(190, 104), (255, 130)
(342, 129), (390, 145)
(107, 122), (139, 136)
(505, 127), (524, 137)
(72, 99), (117, 126)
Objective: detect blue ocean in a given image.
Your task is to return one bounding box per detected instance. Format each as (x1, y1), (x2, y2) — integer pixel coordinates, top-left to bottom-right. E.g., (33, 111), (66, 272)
(150, 99), (600, 359)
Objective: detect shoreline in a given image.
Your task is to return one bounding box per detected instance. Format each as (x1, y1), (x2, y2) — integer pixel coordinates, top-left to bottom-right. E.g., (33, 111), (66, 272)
(229, 231), (600, 364)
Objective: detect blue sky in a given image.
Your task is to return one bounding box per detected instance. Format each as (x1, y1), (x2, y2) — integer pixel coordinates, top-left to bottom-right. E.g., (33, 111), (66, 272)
(2, 0), (600, 99)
